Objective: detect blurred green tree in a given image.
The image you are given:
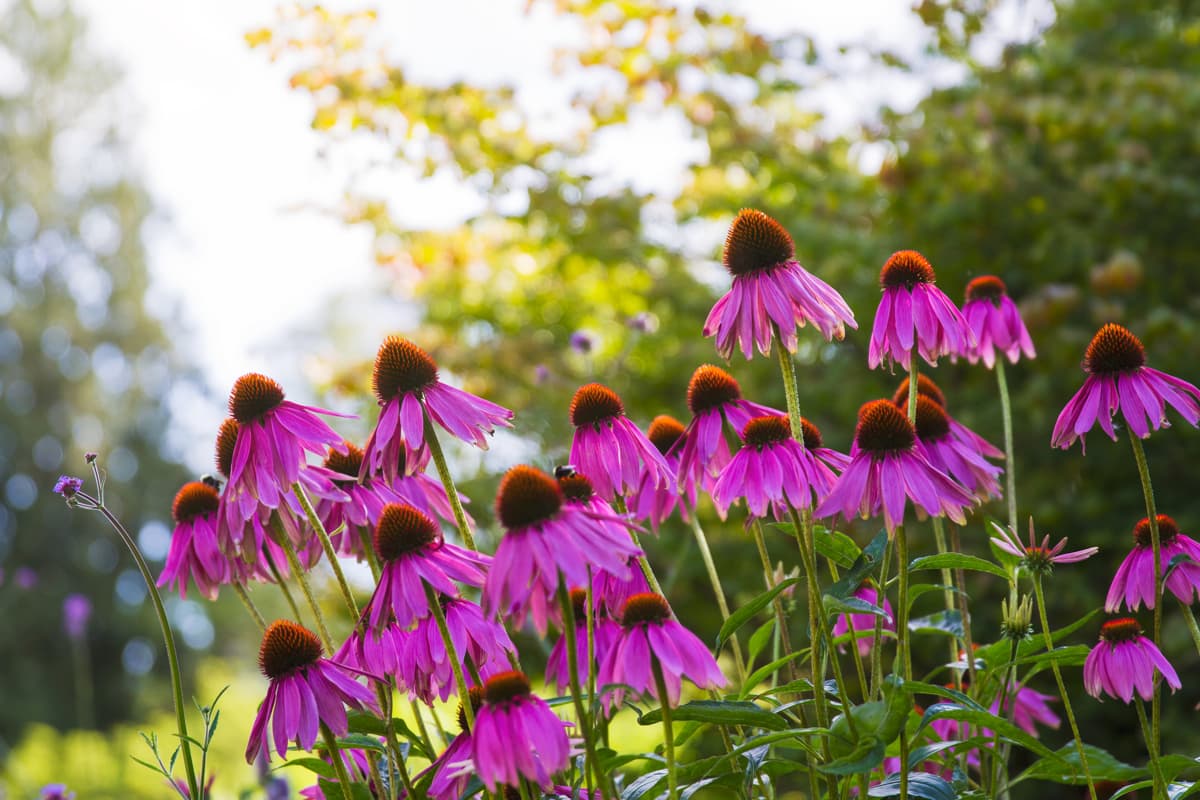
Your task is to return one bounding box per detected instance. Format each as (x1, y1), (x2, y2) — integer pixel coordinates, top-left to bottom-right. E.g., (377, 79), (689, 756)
(0, 0), (195, 741)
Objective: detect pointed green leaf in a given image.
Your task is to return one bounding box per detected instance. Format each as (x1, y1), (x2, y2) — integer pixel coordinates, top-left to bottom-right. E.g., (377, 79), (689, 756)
(868, 773), (956, 800)
(716, 579), (800, 648)
(828, 530), (888, 600)
(638, 700), (789, 730)
(909, 553), (1008, 580)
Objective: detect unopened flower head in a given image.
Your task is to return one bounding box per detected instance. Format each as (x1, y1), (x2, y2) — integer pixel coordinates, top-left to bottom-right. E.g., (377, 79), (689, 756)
(999, 594), (1034, 642)
(568, 383), (674, 501)
(1052, 323), (1200, 451)
(1083, 617), (1181, 703)
(962, 275), (1036, 367)
(1106, 514), (1200, 612)
(990, 519), (1097, 576)
(703, 209), (856, 359)
(868, 250), (972, 370)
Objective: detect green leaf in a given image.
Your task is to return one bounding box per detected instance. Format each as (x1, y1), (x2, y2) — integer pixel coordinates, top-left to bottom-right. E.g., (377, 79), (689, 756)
(813, 526), (865, 568)
(1014, 743), (1145, 786)
(283, 758), (337, 779)
(638, 700), (789, 731)
(818, 737), (886, 775)
(916, 703), (1061, 761)
(903, 680), (987, 712)
(868, 773), (956, 800)
(908, 610), (963, 638)
(909, 553), (1008, 580)
(336, 733), (386, 752)
(716, 579), (800, 648)
(906, 582), (962, 605)
(828, 530), (888, 600)
(318, 778), (372, 800)
(740, 652), (808, 697)
(345, 711), (433, 759)
(823, 594), (891, 620)
(747, 618), (776, 665)
(976, 609), (1099, 668)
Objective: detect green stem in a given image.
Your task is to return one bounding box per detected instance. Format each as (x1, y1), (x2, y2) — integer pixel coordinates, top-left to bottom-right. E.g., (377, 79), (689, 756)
(94, 503), (200, 798)
(612, 495), (665, 598)
(271, 515), (335, 652)
(1128, 434), (1162, 776)
(292, 482), (360, 619)
(408, 698), (436, 762)
(557, 582), (605, 799)
(751, 519), (797, 684)
(906, 356), (919, 421)
(652, 661), (678, 800)
(321, 722), (357, 800)
(988, 639), (1019, 798)
(1181, 601), (1200, 655)
(264, 548), (305, 626)
(687, 511), (746, 682)
(949, 525), (977, 691)
(1033, 577), (1097, 800)
(870, 535), (894, 698)
(930, 517), (959, 686)
(359, 526), (382, 581)
(374, 683), (415, 800)
(995, 359), (1018, 538)
(231, 580), (267, 631)
(896, 524), (911, 800)
(422, 409), (476, 551)
(773, 332), (805, 448)
(1134, 699), (1168, 800)
(423, 583), (474, 730)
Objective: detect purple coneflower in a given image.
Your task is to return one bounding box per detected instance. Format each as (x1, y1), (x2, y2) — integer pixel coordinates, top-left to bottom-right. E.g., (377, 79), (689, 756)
(674, 365), (782, 486)
(361, 336), (513, 483)
(311, 442), (402, 560)
(816, 400), (975, 533)
(568, 383), (674, 501)
(546, 588), (621, 694)
(158, 481), (233, 601)
(364, 503), (490, 630)
(989, 520), (1097, 575)
(1052, 323), (1200, 450)
(911, 396), (1003, 501)
(332, 623), (397, 678)
(962, 276), (1036, 367)
(892, 375), (1004, 460)
(396, 596), (516, 703)
(1083, 617), (1181, 703)
(630, 415), (695, 528)
(484, 466), (640, 633)
(830, 583), (894, 656)
(703, 209), (856, 359)
(868, 250), (972, 370)
(1106, 515), (1200, 612)
(600, 593), (727, 709)
(470, 671), (572, 791)
(712, 415), (850, 520)
(298, 746), (373, 799)
(1002, 684), (1060, 735)
(425, 688), (483, 800)
(245, 620), (378, 762)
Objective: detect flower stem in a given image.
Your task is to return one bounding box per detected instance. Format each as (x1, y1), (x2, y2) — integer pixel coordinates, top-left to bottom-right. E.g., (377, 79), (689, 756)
(687, 511), (746, 682)
(613, 495), (666, 598)
(751, 519), (797, 684)
(895, 523), (912, 800)
(263, 548), (305, 626)
(372, 683), (415, 800)
(422, 409), (476, 551)
(270, 515), (334, 652)
(1128, 434), (1163, 777)
(1181, 601), (1200, 655)
(359, 526), (382, 581)
(320, 721), (357, 800)
(556, 581), (607, 800)
(652, 660), (678, 800)
(422, 583), (474, 730)
(949, 525), (977, 691)
(292, 482), (360, 619)
(1032, 576), (1097, 800)
(1134, 699), (1168, 800)
(870, 535), (894, 698)
(773, 334), (805, 449)
(995, 359), (1019, 538)
(231, 580), (267, 631)
(929, 517), (960, 687)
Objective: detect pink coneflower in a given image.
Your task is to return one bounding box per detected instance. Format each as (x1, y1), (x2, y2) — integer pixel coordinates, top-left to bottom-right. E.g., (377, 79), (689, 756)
(892, 376), (1004, 460)
(1106, 515), (1200, 612)
(1053, 323), (1200, 450)
(298, 746), (373, 799)
(816, 400), (975, 533)
(962, 276), (1036, 367)
(245, 620), (378, 763)
(631, 415), (695, 529)
(912, 396), (1003, 501)
(361, 336), (513, 483)
(557, 471), (650, 614)
(1083, 617), (1181, 703)
(332, 622), (397, 678)
(311, 442), (402, 560)
(1003, 684), (1060, 735)
(546, 588), (621, 694)
(673, 365), (782, 486)
(989, 520), (1097, 575)
(703, 209), (856, 359)
(396, 596), (516, 703)
(363, 504), (490, 630)
(831, 583), (894, 657)
(568, 383), (674, 501)
(600, 593), (727, 709)
(868, 250), (972, 370)
(484, 466), (640, 633)
(224, 373), (349, 517)
(712, 416), (850, 520)
(158, 481), (233, 600)
(470, 671), (572, 791)
(425, 688), (483, 800)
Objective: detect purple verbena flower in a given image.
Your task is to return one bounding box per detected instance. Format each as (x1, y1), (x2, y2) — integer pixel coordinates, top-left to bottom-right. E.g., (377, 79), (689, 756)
(53, 475), (83, 499)
(1083, 617), (1181, 703)
(569, 383), (675, 502)
(962, 275), (1036, 367)
(1106, 515), (1200, 612)
(869, 250), (972, 370)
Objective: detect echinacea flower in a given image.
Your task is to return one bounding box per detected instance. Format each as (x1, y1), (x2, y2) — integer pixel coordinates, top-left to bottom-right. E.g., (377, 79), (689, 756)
(673, 364), (783, 485)
(831, 583), (894, 656)
(298, 746), (373, 799)
(1106, 514), (1200, 612)
(713, 415), (850, 520)
(470, 671), (572, 791)
(1083, 617), (1181, 703)
(816, 400), (975, 533)
(396, 595), (516, 703)
(868, 250), (972, 370)
(630, 415), (695, 528)
(546, 588), (620, 693)
(1052, 323), (1200, 450)
(364, 503), (490, 630)
(332, 621), (397, 678)
(989, 519), (1097, 575)
(600, 593), (727, 709)
(703, 208), (856, 359)
(425, 688), (482, 800)
(892, 375), (1004, 460)
(158, 480), (234, 600)
(483, 466), (640, 634)
(361, 336), (513, 483)
(1002, 684), (1060, 735)
(311, 442), (404, 560)
(962, 275), (1036, 367)
(245, 620), (378, 763)
(568, 383), (674, 501)
(912, 396), (1003, 501)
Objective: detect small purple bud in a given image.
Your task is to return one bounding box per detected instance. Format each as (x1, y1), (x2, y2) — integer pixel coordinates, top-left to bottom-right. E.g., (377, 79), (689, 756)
(533, 364), (551, 384)
(63, 594), (93, 640)
(84, 452), (97, 464)
(628, 311), (659, 334)
(569, 330), (596, 355)
(15, 567), (37, 589)
(54, 475), (83, 499)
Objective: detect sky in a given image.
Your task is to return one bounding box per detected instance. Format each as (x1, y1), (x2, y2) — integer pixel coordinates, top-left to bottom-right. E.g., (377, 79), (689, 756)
(68, 0), (1048, 472)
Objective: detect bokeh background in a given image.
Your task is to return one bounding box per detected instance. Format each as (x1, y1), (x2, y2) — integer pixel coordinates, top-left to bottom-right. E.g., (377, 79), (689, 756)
(2, 0), (1199, 796)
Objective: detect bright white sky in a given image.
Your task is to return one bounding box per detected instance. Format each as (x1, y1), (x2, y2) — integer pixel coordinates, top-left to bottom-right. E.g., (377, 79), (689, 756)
(69, 0), (1047, 472)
